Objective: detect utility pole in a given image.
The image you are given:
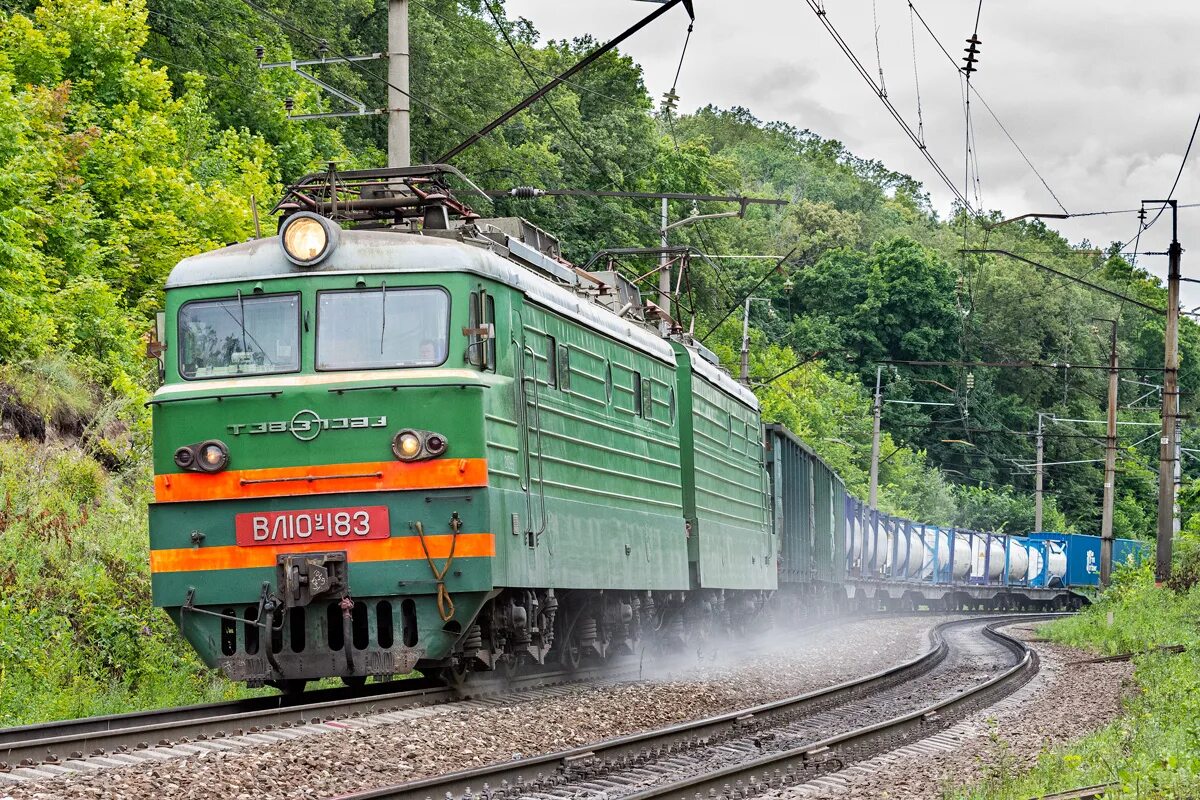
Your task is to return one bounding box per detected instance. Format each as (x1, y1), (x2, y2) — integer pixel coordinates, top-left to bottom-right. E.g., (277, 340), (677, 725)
(1035, 412), (1045, 532)
(868, 366), (883, 508)
(659, 198), (670, 334)
(739, 297), (771, 385)
(1095, 318), (1118, 587)
(1148, 198), (1181, 584)
(387, 0), (411, 168)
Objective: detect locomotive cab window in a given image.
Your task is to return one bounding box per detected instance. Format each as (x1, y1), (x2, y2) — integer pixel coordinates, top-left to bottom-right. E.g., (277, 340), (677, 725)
(317, 287), (449, 370)
(178, 292), (300, 380)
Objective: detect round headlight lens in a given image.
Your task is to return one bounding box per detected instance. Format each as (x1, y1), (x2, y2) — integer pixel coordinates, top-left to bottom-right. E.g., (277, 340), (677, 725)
(196, 440), (230, 472)
(281, 215), (329, 264)
(424, 434), (447, 456)
(393, 430), (422, 461)
(174, 447), (195, 469)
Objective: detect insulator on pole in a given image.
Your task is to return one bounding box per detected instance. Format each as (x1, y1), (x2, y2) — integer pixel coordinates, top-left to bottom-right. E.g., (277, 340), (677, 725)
(962, 34), (981, 76)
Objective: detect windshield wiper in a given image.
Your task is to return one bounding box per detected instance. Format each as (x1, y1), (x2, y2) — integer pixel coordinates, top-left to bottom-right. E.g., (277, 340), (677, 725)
(380, 282), (388, 354)
(237, 289), (249, 354)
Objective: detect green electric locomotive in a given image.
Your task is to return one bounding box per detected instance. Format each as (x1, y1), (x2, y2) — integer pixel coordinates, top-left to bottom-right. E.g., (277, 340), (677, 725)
(148, 165), (773, 688)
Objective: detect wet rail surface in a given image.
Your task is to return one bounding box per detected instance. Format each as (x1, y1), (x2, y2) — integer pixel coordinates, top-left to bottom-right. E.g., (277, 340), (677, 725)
(331, 615), (1056, 800)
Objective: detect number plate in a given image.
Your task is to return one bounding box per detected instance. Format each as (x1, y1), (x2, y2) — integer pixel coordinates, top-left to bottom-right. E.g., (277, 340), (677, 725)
(235, 506), (390, 547)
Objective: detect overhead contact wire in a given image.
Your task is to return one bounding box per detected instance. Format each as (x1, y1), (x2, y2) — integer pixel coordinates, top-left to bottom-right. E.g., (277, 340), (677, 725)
(804, 0), (976, 215)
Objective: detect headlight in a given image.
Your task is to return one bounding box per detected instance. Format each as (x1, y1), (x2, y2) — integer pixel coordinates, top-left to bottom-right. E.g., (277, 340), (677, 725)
(392, 429), (448, 461)
(393, 430), (423, 461)
(196, 440), (230, 473)
(174, 440), (230, 473)
(280, 212), (336, 266)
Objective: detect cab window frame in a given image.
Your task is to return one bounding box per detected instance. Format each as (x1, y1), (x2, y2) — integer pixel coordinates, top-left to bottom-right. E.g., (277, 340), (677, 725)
(314, 284), (452, 373)
(176, 290), (303, 382)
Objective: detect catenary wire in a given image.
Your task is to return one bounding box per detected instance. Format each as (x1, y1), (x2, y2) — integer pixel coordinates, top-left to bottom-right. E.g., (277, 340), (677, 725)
(233, 0), (477, 138)
(805, 0), (976, 214)
(483, 1), (617, 184)
(906, 0), (1068, 214)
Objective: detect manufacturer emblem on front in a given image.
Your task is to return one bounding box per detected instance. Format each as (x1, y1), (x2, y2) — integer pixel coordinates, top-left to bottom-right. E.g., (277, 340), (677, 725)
(226, 409), (387, 441)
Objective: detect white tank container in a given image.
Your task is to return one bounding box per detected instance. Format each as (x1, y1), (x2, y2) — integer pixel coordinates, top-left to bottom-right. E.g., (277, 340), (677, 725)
(1025, 544), (1044, 583)
(927, 530), (971, 579)
(1005, 539), (1030, 582)
(893, 525), (926, 576)
(972, 536), (1007, 581)
(862, 517), (891, 572)
(1044, 541), (1068, 585)
(917, 526), (937, 578)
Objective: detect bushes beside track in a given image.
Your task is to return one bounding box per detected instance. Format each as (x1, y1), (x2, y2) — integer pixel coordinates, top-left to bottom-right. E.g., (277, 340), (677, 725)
(0, 365), (254, 725)
(954, 562), (1200, 799)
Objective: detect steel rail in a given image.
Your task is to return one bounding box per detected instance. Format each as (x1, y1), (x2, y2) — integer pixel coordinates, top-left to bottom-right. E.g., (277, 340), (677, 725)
(0, 613), (856, 773)
(0, 663), (629, 771)
(618, 618), (1042, 799)
(329, 615), (1058, 800)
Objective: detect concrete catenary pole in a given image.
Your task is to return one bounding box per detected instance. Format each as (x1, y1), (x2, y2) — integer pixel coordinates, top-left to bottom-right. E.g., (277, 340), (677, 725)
(1035, 412), (1045, 532)
(387, 0), (411, 168)
(739, 297), (753, 386)
(868, 366), (883, 508)
(658, 198), (670, 334)
(1154, 199), (1181, 583)
(1098, 319), (1118, 587)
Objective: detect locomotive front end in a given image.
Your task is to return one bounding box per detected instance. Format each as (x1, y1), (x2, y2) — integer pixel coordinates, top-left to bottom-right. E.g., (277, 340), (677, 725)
(148, 216), (501, 689)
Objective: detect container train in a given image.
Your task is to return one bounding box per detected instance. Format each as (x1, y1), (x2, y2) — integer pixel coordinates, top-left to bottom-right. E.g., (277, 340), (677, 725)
(767, 426), (1146, 614)
(147, 165), (1144, 690)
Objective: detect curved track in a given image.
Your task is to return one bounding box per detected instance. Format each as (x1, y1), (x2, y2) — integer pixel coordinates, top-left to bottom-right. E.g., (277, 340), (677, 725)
(330, 615), (1055, 800)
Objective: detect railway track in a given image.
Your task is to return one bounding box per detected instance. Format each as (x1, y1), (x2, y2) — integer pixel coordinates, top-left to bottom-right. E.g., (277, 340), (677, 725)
(0, 610), (883, 777)
(330, 615), (1055, 800)
(0, 662), (635, 774)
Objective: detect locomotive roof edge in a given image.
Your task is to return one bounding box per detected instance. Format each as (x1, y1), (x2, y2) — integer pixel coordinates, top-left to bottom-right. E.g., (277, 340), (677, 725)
(164, 227), (760, 409)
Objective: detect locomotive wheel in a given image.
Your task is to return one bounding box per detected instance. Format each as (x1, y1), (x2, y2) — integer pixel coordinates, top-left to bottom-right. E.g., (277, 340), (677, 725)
(560, 632), (583, 671)
(500, 654), (524, 681)
(439, 660), (472, 691)
(341, 676), (367, 689)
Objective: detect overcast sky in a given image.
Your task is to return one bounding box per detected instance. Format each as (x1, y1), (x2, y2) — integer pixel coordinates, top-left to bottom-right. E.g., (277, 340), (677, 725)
(504, 0), (1200, 309)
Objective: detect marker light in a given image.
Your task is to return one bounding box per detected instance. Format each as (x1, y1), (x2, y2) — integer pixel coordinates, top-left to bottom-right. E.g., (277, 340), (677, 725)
(393, 430), (423, 461)
(174, 447), (195, 470)
(280, 212), (336, 266)
(424, 434), (447, 456)
(196, 440), (230, 473)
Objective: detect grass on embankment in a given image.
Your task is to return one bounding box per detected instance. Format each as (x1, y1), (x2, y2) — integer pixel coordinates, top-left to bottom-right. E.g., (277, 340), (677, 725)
(0, 437), (260, 725)
(0, 361), (267, 726)
(953, 563), (1200, 799)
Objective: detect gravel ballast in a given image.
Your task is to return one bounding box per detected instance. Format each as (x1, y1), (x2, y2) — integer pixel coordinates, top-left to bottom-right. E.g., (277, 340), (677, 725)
(1, 614), (956, 800)
(769, 621), (1136, 799)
